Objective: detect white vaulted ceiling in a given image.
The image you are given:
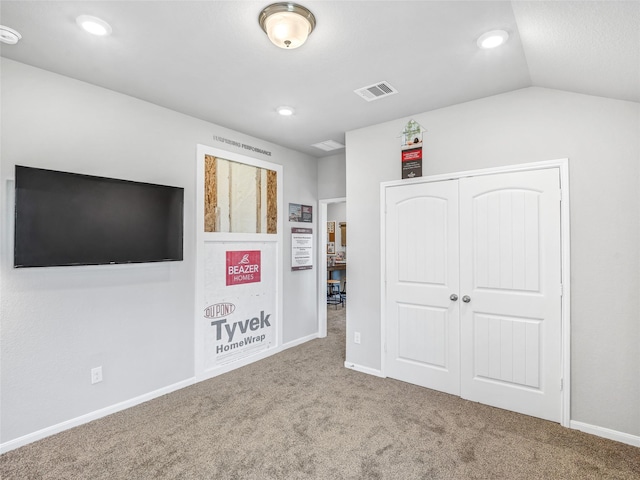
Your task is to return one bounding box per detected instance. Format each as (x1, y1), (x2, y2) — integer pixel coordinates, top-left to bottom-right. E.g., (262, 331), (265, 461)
(1, 1), (638, 158)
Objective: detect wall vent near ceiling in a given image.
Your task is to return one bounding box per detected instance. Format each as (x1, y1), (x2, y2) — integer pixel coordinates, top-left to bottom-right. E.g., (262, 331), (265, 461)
(354, 81), (398, 102)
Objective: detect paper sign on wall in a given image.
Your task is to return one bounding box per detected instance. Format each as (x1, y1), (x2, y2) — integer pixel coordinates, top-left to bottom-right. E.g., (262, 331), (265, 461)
(291, 227), (313, 271)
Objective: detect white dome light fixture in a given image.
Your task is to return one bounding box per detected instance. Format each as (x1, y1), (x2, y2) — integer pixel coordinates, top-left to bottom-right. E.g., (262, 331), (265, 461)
(76, 15), (112, 36)
(276, 106), (295, 116)
(259, 2), (316, 49)
(0, 25), (22, 45)
(477, 29), (509, 49)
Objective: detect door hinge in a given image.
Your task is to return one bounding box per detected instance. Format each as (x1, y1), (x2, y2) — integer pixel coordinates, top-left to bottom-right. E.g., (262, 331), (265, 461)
(560, 378), (564, 391)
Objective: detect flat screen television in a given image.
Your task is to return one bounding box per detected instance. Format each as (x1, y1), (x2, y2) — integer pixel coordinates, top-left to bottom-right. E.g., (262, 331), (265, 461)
(14, 165), (184, 268)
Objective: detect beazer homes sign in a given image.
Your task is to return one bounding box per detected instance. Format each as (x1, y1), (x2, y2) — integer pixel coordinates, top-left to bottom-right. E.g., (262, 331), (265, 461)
(226, 250), (261, 286)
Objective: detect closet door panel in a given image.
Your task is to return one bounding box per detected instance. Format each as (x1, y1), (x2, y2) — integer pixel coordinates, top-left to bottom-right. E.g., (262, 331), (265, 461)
(383, 167), (563, 423)
(385, 180), (460, 395)
(459, 168), (562, 422)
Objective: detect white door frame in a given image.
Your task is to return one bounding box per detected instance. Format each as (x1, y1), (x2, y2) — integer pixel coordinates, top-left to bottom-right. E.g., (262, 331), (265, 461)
(380, 159), (571, 427)
(317, 197), (347, 338)
(194, 145), (284, 382)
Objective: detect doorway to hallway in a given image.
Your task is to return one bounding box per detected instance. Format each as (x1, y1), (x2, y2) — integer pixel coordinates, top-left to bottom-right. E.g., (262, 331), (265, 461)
(318, 198), (346, 339)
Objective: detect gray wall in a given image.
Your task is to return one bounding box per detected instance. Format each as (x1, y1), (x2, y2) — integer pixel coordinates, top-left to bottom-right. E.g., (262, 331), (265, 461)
(0, 59), (318, 444)
(317, 153), (346, 199)
(345, 87), (640, 436)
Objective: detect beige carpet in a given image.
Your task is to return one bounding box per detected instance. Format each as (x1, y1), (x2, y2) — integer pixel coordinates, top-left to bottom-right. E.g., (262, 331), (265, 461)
(1, 306), (639, 479)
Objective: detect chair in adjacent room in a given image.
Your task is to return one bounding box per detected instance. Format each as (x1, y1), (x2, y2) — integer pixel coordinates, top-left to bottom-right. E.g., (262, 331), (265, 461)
(327, 279), (341, 307)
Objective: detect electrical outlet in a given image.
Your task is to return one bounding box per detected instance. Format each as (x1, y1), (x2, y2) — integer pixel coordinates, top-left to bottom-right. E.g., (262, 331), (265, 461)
(91, 366), (103, 384)
(354, 332), (361, 344)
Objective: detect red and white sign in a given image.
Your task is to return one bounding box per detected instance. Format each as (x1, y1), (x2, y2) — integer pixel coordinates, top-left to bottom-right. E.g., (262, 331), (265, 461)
(401, 146), (423, 179)
(226, 250), (261, 286)
(402, 148), (422, 162)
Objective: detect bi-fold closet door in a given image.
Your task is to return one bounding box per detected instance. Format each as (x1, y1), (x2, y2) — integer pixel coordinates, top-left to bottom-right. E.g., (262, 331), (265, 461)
(384, 168), (562, 422)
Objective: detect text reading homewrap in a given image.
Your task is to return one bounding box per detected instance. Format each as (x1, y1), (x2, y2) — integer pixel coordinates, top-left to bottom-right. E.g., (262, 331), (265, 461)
(211, 311), (271, 353)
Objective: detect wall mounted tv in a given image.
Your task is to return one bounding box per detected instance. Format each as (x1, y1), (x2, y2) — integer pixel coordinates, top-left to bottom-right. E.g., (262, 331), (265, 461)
(14, 165), (184, 268)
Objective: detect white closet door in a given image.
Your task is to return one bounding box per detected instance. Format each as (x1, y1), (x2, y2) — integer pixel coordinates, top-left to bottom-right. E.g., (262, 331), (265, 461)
(385, 181), (460, 395)
(459, 169), (562, 422)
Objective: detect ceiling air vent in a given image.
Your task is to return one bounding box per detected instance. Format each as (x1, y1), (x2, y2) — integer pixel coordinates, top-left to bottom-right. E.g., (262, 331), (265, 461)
(311, 140), (345, 152)
(354, 81), (398, 102)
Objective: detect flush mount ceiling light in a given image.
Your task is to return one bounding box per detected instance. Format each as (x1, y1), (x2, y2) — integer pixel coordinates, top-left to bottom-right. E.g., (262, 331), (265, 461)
(259, 2), (316, 49)
(0, 25), (22, 45)
(276, 106), (295, 116)
(76, 15), (112, 36)
(477, 29), (509, 49)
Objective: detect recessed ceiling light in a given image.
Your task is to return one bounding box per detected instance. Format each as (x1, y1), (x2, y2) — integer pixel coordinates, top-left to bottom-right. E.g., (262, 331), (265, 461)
(276, 106), (295, 116)
(76, 15), (112, 36)
(477, 30), (509, 49)
(0, 25), (22, 45)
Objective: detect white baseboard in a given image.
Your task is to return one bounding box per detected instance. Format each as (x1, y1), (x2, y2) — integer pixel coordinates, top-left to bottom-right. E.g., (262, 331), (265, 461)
(196, 334), (319, 382)
(341, 368), (640, 448)
(197, 345), (283, 381)
(0, 378), (196, 454)
(282, 333), (319, 350)
(4, 374), (638, 456)
(1, 334), (324, 454)
(570, 420), (640, 447)
(344, 361), (385, 377)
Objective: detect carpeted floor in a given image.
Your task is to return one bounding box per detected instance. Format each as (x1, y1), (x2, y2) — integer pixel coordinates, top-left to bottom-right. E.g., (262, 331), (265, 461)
(1, 306), (639, 479)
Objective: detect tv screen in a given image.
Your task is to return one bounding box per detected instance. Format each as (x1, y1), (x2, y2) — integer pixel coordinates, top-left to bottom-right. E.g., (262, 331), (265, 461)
(14, 166), (184, 268)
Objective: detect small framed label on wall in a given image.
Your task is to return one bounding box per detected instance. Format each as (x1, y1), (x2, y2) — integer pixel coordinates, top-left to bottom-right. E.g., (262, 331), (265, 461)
(291, 227), (313, 270)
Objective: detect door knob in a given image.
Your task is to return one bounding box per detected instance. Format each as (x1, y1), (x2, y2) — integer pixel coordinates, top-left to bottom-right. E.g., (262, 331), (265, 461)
(462, 295), (471, 303)
(450, 294), (458, 302)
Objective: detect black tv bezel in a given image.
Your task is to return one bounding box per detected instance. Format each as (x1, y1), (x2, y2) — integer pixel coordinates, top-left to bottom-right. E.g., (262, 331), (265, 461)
(14, 165), (185, 268)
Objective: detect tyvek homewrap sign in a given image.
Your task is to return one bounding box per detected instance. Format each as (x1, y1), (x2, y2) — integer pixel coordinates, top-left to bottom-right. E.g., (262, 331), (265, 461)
(203, 243), (276, 369)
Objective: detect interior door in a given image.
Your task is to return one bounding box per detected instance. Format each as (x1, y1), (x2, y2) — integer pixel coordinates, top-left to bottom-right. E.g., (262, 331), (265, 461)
(385, 181), (460, 395)
(459, 169), (562, 422)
